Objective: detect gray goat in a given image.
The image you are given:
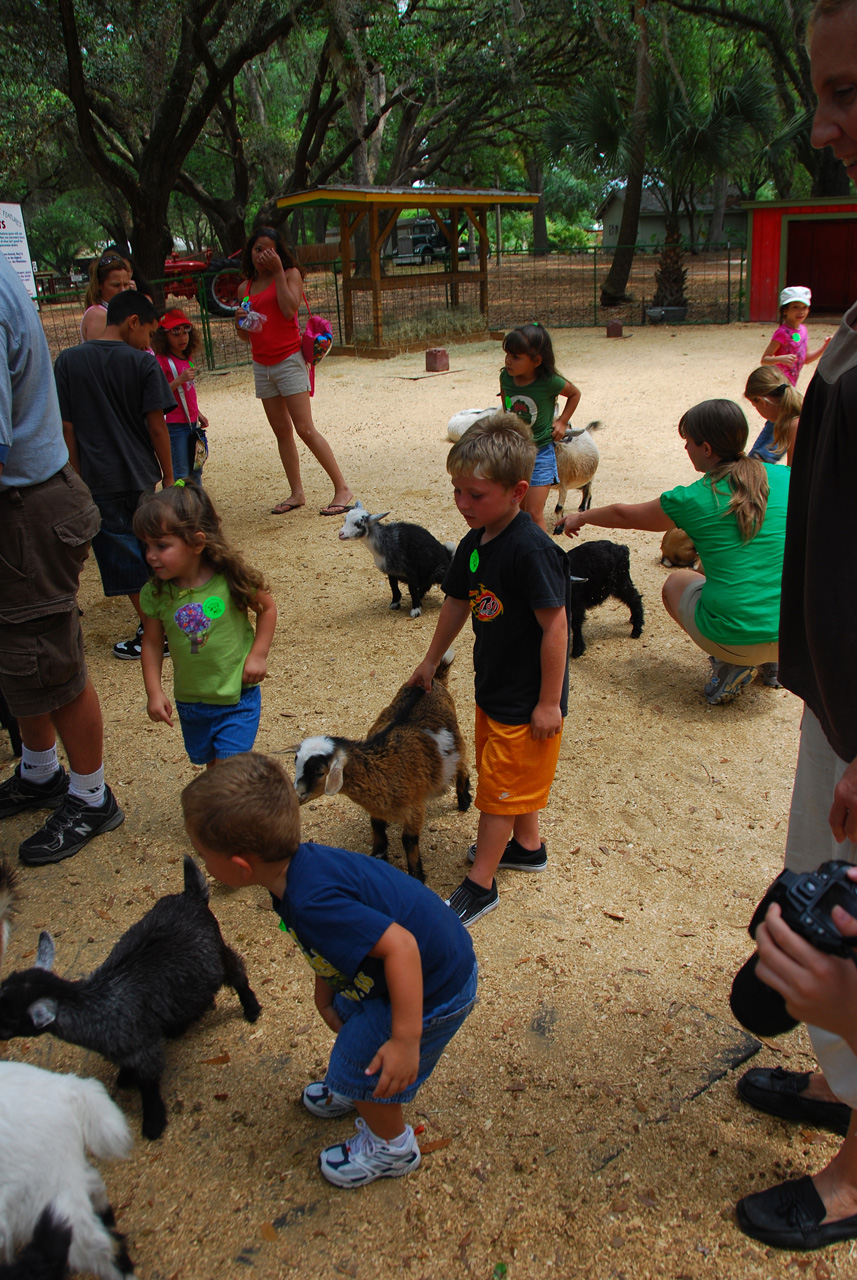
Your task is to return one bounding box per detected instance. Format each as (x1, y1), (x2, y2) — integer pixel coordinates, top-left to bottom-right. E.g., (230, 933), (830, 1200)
(339, 500), (455, 617)
(0, 856), (260, 1140)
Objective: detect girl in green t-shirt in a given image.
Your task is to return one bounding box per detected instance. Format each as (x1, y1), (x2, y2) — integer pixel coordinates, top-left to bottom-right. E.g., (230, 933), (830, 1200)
(555, 399), (788, 707)
(500, 324), (581, 532)
(133, 482), (278, 766)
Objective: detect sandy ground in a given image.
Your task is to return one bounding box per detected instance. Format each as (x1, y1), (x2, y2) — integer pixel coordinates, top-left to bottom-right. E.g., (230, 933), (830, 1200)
(1, 320), (848, 1279)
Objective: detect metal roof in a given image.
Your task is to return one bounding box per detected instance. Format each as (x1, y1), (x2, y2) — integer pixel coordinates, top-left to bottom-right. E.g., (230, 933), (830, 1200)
(275, 185), (539, 210)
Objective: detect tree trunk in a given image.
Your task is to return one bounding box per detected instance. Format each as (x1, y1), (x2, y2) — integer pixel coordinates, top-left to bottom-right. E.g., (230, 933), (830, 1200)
(600, 0), (649, 306)
(524, 156), (549, 256)
(706, 172), (728, 249)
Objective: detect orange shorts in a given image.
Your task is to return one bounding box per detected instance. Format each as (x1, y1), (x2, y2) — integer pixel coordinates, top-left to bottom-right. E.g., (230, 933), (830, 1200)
(474, 706), (563, 815)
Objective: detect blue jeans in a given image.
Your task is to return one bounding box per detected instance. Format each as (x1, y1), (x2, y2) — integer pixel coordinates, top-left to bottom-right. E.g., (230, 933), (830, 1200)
(175, 683), (261, 765)
(530, 442), (560, 485)
(90, 490), (150, 597)
(324, 960), (478, 1104)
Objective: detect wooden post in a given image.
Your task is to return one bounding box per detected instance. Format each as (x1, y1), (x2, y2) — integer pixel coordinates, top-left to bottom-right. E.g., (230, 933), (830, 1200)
(340, 208), (353, 344)
(368, 202), (383, 348)
(449, 205), (460, 308)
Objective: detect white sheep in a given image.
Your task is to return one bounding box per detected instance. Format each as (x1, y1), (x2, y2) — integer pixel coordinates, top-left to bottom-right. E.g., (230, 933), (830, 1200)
(446, 411), (601, 516)
(0, 1061), (135, 1280)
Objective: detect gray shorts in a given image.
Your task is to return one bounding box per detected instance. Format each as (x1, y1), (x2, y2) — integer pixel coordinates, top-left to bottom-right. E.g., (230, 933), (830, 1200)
(253, 351), (310, 399)
(0, 465), (100, 716)
(783, 707), (857, 1107)
(677, 578), (779, 665)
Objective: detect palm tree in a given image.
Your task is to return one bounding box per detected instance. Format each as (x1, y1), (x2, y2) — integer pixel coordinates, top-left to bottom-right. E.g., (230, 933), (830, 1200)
(549, 64), (775, 310)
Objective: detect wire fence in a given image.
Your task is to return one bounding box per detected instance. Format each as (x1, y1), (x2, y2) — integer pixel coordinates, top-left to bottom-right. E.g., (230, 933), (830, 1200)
(35, 243), (746, 371)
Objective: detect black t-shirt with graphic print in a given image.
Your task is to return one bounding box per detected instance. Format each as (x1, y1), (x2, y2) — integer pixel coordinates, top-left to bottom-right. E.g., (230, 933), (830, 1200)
(442, 511), (571, 725)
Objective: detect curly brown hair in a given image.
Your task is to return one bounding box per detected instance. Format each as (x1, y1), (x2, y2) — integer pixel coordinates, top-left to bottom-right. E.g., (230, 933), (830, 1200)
(132, 482), (269, 612)
(151, 324), (203, 362)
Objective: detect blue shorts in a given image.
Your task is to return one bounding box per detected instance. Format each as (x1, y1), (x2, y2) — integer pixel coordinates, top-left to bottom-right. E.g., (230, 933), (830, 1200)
(90, 491), (150, 597)
(324, 960), (478, 1105)
(176, 683), (261, 765)
(530, 442), (559, 486)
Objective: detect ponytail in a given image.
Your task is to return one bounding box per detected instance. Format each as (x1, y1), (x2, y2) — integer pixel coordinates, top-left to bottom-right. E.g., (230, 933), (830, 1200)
(679, 399), (769, 543)
(744, 366), (803, 454)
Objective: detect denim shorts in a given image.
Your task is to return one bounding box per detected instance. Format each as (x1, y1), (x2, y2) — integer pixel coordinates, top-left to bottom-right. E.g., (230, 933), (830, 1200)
(253, 351), (311, 400)
(530, 442), (559, 486)
(176, 683), (261, 765)
(90, 491), (150, 597)
(324, 960), (478, 1104)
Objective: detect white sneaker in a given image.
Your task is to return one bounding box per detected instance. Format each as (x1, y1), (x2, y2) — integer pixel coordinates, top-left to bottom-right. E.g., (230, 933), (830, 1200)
(302, 1081), (355, 1118)
(318, 1118), (421, 1187)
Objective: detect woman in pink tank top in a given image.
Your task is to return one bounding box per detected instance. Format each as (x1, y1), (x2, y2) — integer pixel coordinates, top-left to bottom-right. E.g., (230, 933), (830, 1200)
(236, 227), (353, 516)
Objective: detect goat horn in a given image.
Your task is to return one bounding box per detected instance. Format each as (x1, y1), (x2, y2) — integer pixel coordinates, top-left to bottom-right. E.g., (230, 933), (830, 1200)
(35, 931), (55, 971)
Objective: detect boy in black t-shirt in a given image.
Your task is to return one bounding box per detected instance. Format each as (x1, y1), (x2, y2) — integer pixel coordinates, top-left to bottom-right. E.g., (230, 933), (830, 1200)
(410, 412), (570, 927)
(54, 290), (175, 659)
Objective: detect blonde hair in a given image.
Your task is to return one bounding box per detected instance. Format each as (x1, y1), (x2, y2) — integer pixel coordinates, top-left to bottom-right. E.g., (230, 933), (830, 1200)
(181, 754), (301, 862)
(132, 482), (269, 612)
(447, 411), (537, 487)
(744, 367), (803, 453)
(678, 399), (769, 542)
(83, 253), (131, 309)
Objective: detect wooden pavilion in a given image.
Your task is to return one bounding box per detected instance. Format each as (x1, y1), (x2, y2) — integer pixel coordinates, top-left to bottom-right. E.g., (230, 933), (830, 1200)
(275, 185), (539, 352)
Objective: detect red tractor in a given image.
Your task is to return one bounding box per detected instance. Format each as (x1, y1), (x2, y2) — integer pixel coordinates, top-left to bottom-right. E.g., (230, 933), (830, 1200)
(164, 248), (243, 317)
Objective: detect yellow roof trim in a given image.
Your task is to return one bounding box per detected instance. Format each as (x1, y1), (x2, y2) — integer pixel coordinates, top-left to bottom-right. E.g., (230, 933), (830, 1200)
(275, 186), (539, 211)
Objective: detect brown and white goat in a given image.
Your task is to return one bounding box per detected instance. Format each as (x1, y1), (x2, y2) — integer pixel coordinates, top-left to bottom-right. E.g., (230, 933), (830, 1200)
(293, 653), (471, 882)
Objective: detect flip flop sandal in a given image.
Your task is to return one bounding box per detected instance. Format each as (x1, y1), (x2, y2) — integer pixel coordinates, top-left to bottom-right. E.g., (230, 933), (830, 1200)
(319, 504), (355, 516)
(271, 501), (304, 515)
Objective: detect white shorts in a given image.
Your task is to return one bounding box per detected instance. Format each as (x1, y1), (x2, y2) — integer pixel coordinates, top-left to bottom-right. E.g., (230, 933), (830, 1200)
(253, 351), (310, 399)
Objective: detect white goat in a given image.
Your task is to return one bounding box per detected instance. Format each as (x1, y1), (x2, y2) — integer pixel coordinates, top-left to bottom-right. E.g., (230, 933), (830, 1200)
(0, 1061), (135, 1280)
(446, 411), (601, 514)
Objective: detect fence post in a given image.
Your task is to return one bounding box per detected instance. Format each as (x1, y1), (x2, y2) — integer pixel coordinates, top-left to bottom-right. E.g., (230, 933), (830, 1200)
(197, 280), (215, 371)
(727, 242), (731, 325)
(593, 245), (598, 325)
(333, 260), (343, 345)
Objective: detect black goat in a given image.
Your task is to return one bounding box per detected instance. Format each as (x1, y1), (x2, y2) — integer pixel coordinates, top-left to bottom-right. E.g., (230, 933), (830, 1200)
(0, 856), (260, 1140)
(338, 501), (454, 617)
(564, 540), (644, 658)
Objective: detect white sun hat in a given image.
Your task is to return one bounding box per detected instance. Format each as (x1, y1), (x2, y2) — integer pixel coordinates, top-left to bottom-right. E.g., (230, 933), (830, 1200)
(780, 286), (812, 307)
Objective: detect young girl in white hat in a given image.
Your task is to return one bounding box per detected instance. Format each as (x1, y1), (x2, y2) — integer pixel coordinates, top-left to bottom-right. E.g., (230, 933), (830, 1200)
(760, 285), (830, 386)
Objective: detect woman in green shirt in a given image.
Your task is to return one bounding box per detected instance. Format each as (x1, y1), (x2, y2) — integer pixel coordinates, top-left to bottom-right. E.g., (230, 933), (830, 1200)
(556, 399), (790, 706)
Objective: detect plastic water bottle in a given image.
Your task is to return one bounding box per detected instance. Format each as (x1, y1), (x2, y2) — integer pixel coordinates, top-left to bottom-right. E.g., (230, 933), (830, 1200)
(237, 297), (266, 333)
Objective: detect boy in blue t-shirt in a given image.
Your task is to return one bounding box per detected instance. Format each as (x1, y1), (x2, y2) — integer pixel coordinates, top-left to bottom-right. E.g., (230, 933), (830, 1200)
(181, 753), (477, 1189)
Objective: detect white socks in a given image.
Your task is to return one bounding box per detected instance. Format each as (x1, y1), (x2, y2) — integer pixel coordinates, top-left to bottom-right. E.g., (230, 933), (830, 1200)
(69, 766), (105, 808)
(20, 745), (60, 785)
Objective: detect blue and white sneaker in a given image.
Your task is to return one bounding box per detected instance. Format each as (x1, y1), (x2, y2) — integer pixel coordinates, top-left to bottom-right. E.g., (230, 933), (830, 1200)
(302, 1081), (355, 1118)
(318, 1118), (421, 1187)
(705, 659), (758, 706)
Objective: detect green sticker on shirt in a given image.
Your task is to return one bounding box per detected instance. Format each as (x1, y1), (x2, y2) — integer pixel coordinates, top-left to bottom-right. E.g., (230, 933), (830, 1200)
(203, 596), (225, 619)
(469, 549), (479, 573)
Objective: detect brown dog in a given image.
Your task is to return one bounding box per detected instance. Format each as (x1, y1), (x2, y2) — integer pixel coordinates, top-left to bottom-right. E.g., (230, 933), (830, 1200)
(660, 527), (699, 568)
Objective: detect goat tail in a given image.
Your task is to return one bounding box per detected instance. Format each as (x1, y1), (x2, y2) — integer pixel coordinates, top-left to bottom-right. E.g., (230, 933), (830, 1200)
(434, 649), (455, 684)
(182, 853), (210, 904)
(70, 1076), (133, 1161)
(586, 419), (603, 433)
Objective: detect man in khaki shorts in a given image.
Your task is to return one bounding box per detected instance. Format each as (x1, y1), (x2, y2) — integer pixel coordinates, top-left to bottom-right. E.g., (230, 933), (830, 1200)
(0, 252), (124, 865)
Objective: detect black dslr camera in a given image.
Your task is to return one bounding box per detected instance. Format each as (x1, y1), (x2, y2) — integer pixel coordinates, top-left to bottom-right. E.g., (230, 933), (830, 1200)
(749, 860), (857, 959)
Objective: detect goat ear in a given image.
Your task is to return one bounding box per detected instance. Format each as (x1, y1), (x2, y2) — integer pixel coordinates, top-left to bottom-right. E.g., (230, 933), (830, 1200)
(353, 499), (365, 511)
(324, 757), (345, 796)
(368, 512), (390, 525)
(35, 931), (55, 971)
(28, 997), (58, 1028)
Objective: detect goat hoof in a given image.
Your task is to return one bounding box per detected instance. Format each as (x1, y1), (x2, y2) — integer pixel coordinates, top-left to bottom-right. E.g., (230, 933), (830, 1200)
(409, 608), (422, 618)
(389, 601), (400, 610)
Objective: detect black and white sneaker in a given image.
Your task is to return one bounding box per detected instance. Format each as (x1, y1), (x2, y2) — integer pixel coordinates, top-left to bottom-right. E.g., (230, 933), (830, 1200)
(113, 624), (169, 661)
(446, 876), (498, 928)
(19, 786), (125, 865)
(466, 837), (547, 872)
(0, 765), (69, 819)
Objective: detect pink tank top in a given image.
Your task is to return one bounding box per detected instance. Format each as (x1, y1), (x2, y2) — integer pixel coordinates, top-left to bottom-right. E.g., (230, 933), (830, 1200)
(247, 278), (301, 366)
